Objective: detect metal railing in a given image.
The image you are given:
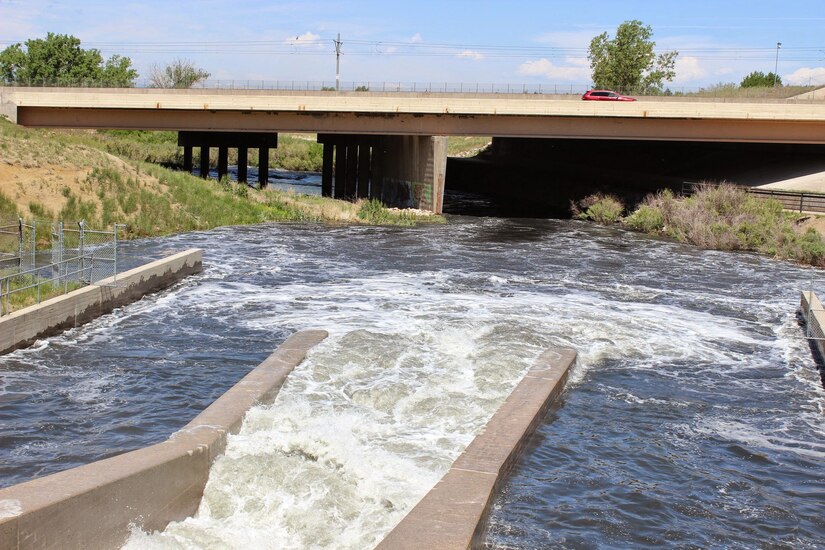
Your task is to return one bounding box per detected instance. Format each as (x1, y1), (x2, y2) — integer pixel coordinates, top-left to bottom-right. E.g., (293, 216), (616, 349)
(0, 221), (124, 316)
(2, 79), (822, 101)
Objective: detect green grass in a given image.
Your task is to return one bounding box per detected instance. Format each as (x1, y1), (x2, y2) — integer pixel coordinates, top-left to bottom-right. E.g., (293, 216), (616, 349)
(355, 198), (443, 226)
(1, 274), (84, 314)
(447, 136), (492, 157)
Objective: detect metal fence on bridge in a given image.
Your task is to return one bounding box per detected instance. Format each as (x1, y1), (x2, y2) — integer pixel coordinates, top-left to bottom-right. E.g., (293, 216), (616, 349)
(0, 220), (123, 316)
(2, 79), (823, 101)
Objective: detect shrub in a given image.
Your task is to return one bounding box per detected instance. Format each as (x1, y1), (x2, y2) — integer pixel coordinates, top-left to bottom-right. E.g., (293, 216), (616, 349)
(357, 198), (390, 223)
(795, 228), (825, 266)
(622, 182), (825, 266)
(28, 201), (52, 219)
(573, 194), (624, 224)
(624, 204), (664, 232)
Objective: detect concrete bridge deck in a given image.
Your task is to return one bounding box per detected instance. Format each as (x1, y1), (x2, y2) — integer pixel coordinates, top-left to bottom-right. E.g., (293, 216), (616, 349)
(3, 87), (825, 143)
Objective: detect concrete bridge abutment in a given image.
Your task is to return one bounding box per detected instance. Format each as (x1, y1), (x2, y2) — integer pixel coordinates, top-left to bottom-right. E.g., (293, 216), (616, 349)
(318, 134), (447, 213)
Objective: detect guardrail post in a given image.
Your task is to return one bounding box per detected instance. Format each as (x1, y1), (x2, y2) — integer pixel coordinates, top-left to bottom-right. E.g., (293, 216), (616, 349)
(17, 217), (23, 273)
(800, 194), (805, 213)
(78, 221), (86, 283)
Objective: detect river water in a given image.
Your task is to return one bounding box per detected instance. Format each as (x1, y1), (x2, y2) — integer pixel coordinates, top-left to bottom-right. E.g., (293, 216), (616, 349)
(1, 195), (823, 548)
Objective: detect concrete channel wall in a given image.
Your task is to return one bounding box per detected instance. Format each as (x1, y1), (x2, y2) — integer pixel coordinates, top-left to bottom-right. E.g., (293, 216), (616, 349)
(0, 329), (328, 550)
(0, 249), (202, 356)
(800, 291), (825, 359)
(377, 347), (577, 550)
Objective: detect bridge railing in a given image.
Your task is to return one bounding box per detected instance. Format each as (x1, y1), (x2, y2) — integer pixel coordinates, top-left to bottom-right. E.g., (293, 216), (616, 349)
(2, 79), (821, 100)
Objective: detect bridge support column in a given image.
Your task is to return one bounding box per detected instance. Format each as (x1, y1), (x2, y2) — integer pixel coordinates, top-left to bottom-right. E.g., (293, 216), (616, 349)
(217, 146), (229, 180)
(237, 147), (248, 183)
(321, 143), (334, 197)
(183, 146), (193, 174)
(333, 144), (347, 199)
(259, 147), (269, 188)
(178, 131), (277, 186)
(374, 135), (447, 213)
(199, 145), (210, 178)
(357, 145), (371, 199)
(317, 134), (445, 213)
(345, 144), (358, 199)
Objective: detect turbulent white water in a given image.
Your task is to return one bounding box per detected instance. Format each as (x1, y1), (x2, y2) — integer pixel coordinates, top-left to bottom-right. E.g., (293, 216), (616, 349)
(115, 220), (824, 549)
(2, 217), (821, 548)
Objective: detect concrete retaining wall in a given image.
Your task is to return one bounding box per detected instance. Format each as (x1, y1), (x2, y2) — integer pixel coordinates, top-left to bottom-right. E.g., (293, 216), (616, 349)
(0, 329), (328, 550)
(0, 248), (203, 356)
(800, 291), (825, 360)
(377, 347), (577, 550)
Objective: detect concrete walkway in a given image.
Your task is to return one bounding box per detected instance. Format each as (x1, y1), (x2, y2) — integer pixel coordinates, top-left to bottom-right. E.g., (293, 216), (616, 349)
(757, 170), (825, 194)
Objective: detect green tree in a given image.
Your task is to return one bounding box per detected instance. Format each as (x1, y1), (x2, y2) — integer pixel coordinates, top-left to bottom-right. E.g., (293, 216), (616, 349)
(149, 59), (210, 88)
(588, 20), (678, 94)
(0, 33), (137, 86)
(740, 70), (782, 87)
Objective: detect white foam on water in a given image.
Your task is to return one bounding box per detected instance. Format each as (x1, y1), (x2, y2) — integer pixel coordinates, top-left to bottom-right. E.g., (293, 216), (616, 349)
(124, 241), (817, 549)
(695, 418), (825, 460)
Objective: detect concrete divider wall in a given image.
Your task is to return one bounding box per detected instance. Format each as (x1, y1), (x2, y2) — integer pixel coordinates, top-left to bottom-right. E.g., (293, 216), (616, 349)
(0, 329), (328, 550)
(0, 249), (203, 356)
(800, 291), (825, 359)
(377, 347), (577, 550)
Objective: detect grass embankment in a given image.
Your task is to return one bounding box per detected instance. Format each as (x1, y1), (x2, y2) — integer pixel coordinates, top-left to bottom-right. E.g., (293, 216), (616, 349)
(574, 185), (825, 266)
(0, 118), (443, 238)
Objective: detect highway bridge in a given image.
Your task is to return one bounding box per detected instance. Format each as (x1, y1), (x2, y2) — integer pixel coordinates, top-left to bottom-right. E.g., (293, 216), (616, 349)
(3, 87), (825, 213)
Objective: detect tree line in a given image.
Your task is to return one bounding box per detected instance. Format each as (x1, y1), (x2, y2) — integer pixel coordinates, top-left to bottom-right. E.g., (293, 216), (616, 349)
(0, 33), (209, 88)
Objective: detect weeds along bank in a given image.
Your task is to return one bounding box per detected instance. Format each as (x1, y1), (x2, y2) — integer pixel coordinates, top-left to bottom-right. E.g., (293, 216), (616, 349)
(573, 185), (825, 266)
(0, 119), (442, 238)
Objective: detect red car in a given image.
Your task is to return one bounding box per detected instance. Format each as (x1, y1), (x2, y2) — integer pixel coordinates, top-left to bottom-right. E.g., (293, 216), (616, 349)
(582, 90), (637, 101)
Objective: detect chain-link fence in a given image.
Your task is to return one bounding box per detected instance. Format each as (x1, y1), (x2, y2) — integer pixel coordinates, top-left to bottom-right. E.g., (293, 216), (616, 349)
(2, 79), (823, 101)
(0, 220), (123, 316)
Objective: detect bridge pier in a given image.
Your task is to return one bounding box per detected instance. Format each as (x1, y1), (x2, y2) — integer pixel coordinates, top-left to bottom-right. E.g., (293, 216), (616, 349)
(177, 132), (278, 187)
(317, 134), (447, 213)
(183, 146), (193, 174)
(199, 145), (210, 178)
(237, 147), (248, 183)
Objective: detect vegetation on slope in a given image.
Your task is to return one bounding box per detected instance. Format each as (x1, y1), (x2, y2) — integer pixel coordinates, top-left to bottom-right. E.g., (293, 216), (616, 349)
(0, 118), (443, 237)
(574, 185), (825, 266)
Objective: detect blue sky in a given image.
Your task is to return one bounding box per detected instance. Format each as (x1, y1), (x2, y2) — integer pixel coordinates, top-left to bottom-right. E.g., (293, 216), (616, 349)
(1, 0), (824, 89)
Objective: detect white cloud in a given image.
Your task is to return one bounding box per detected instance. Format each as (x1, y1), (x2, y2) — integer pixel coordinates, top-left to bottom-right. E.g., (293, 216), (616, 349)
(457, 50), (484, 61)
(409, 33), (422, 43)
(292, 32), (321, 46)
(785, 67), (825, 86)
(517, 57), (590, 81)
(671, 56), (706, 83)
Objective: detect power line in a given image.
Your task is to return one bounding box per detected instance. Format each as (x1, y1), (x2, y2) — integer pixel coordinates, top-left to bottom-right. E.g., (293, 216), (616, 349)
(1, 36), (824, 63)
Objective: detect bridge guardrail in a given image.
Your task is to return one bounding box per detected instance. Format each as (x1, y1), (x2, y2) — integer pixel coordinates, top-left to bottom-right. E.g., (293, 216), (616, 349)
(2, 79), (823, 101)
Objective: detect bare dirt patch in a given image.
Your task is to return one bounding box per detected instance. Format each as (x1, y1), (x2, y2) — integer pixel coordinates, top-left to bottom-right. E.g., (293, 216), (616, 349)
(0, 163), (92, 219)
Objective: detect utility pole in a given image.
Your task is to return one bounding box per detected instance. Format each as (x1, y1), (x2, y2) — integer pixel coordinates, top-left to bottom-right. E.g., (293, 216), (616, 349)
(334, 33), (342, 91)
(773, 42), (782, 87)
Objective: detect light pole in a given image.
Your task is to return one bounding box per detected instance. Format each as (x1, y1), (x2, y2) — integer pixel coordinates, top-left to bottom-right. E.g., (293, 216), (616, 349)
(773, 42), (782, 87)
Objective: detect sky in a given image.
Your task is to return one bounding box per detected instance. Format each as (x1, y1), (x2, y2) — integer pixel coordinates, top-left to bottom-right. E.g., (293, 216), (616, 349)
(1, 0), (824, 90)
